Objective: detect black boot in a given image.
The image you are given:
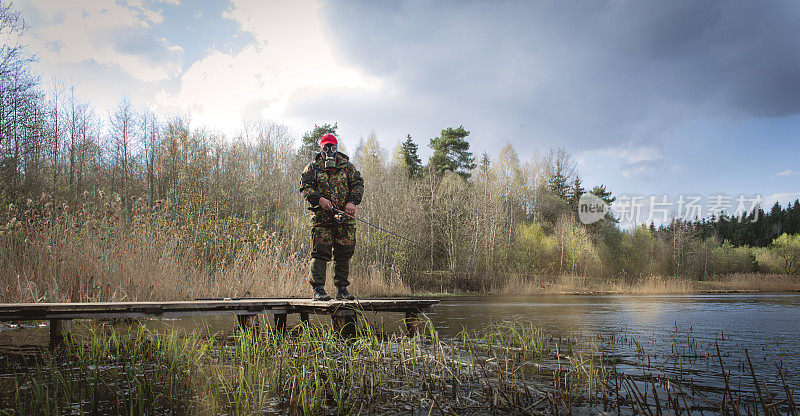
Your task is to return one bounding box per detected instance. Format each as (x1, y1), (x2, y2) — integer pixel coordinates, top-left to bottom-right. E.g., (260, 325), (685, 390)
(312, 285), (331, 301)
(336, 286), (355, 301)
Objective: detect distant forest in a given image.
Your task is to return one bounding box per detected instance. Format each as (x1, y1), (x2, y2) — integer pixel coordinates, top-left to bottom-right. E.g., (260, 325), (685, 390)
(1, 2), (798, 301)
(674, 203), (800, 248)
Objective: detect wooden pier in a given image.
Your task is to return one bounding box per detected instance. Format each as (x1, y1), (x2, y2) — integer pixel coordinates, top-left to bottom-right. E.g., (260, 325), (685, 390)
(0, 298), (437, 348)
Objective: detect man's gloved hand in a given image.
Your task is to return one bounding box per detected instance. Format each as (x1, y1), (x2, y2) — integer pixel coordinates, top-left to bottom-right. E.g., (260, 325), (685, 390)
(345, 202), (356, 216)
(319, 197), (333, 211)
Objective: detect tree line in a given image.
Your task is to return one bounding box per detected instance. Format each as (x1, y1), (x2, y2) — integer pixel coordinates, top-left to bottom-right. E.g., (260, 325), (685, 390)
(1, 1), (797, 300)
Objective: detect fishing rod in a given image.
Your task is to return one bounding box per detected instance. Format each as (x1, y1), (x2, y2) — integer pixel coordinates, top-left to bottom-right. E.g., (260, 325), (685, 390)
(194, 297), (286, 301)
(331, 208), (427, 249)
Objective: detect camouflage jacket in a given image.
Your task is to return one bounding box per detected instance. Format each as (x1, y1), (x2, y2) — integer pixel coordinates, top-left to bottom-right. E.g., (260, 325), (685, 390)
(300, 152), (364, 226)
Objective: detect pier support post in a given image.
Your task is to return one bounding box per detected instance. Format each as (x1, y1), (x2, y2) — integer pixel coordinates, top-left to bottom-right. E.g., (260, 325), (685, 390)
(236, 314), (260, 332)
(273, 313), (287, 336)
(49, 319), (72, 350)
(404, 311), (421, 337)
(331, 309), (357, 338)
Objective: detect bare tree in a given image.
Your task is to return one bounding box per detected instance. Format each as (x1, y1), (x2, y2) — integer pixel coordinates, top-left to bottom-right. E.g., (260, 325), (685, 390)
(109, 98), (136, 212)
(140, 108), (160, 205)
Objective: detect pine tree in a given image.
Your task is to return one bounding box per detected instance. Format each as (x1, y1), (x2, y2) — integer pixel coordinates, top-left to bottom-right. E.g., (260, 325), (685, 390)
(567, 176), (585, 210)
(479, 152), (491, 173)
(545, 148), (575, 201)
(299, 123), (337, 160)
(428, 126), (476, 179)
(590, 184), (617, 223)
(788, 200), (800, 235)
(549, 175), (568, 201)
(590, 185), (615, 205)
(399, 134), (422, 178)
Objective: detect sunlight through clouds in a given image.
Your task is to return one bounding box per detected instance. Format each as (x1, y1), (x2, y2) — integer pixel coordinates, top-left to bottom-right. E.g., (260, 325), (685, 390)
(157, 0), (381, 136)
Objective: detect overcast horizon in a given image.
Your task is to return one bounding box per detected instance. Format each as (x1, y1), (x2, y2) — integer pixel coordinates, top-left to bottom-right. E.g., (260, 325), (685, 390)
(15, 0), (800, 211)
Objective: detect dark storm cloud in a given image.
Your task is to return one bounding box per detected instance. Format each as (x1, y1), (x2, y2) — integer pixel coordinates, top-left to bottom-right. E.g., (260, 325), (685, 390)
(300, 0), (800, 152)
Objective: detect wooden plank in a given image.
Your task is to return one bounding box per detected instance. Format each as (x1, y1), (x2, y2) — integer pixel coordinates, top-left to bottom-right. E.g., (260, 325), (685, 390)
(288, 299), (438, 307)
(0, 299), (437, 322)
(0, 300), (290, 311)
(287, 299), (438, 314)
(0, 298), (436, 308)
(0, 299), (436, 313)
(0, 308), (289, 321)
(0, 299), (294, 307)
(0, 301), (292, 321)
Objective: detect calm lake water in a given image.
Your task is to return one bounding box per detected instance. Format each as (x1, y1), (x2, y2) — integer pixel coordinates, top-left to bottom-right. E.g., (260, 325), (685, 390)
(428, 293), (800, 394)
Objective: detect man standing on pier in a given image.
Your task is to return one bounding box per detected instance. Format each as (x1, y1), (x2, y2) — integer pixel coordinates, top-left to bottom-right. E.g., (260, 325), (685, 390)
(300, 133), (364, 301)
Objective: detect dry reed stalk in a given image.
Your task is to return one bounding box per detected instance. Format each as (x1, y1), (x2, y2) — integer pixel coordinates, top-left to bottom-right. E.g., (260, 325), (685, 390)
(0, 216), (409, 302)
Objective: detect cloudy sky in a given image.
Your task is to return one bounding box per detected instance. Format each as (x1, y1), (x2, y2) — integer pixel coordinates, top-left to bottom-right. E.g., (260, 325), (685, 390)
(16, 0), (800, 211)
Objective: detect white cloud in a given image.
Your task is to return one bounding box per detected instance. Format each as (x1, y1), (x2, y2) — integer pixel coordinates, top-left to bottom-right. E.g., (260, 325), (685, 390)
(24, 0), (182, 82)
(775, 169), (800, 177)
(157, 0), (380, 136)
(577, 144), (667, 179)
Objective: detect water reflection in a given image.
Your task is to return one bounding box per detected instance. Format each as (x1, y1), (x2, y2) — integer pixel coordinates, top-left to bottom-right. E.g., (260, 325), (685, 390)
(427, 293), (800, 392)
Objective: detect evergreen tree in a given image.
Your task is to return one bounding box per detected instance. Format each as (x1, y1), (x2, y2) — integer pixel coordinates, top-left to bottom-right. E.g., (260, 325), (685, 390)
(788, 200), (800, 235)
(546, 148), (575, 201)
(299, 123), (337, 160)
(590, 185), (615, 205)
(479, 152), (491, 173)
(548, 170), (570, 201)
(399, 134), (422, 178)
(428, 126), (476, 179)
(590, 184), (617, 223)
(567, 176), (585, 210)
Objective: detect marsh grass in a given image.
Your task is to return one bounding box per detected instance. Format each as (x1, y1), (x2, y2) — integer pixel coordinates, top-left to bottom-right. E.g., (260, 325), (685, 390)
(0, 319), (609, 415)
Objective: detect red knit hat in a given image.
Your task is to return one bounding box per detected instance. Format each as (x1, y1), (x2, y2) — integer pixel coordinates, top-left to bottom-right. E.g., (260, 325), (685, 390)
(320, 134), (338, 146)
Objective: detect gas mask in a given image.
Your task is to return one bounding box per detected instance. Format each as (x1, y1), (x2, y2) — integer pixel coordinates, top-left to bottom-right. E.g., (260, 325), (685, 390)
(322, 143), (337, 168)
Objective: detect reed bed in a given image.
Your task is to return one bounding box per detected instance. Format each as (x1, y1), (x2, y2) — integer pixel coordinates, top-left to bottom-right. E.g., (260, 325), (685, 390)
(1, 317), (795, 415)
(0, 197), (410, 303)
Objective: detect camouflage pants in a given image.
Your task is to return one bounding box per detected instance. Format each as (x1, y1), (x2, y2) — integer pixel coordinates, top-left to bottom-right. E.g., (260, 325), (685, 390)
(309, 224), (356, 288)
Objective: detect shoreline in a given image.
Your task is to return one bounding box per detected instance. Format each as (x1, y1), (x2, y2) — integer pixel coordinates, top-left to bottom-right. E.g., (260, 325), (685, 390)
(409, 273), (800, 298)
(412, 288), (800, 298)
